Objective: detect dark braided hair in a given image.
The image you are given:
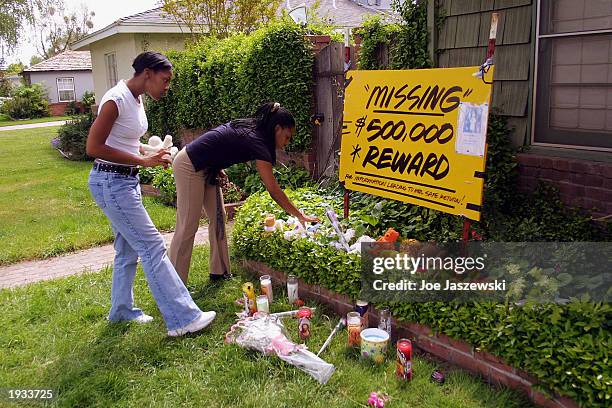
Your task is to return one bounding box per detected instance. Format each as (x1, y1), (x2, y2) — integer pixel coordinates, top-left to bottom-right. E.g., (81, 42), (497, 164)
(132, 51), (172, 75)
(231, 102), (295, 144)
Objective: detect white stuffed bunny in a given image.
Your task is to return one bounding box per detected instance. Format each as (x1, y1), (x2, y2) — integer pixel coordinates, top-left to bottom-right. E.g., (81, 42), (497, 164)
(140, 135), (179, 161)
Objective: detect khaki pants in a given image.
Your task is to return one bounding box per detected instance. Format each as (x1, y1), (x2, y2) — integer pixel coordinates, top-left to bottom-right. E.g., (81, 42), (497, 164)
(169, 147), (230, 284)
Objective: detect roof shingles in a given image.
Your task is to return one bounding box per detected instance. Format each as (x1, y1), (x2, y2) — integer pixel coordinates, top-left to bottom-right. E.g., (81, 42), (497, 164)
(23, 51), (91, 72)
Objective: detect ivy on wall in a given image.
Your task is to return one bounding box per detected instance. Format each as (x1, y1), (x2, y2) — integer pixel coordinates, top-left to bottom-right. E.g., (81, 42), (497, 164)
(355, 0), (431, 70)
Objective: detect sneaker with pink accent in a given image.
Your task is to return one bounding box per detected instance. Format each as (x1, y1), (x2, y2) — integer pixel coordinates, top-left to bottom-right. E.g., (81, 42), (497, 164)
(167, 311), (216, 337)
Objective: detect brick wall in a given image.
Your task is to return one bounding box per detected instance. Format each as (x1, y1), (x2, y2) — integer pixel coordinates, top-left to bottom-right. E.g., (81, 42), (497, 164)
(517, 153), (612, 220)
(305, 35), (332, 53)
(49, 101), (83, 116)
(241, 260), (581, 408)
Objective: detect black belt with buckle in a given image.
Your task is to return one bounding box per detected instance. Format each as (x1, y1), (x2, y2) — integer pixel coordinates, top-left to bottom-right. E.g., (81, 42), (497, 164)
(93, 161), (139, 176)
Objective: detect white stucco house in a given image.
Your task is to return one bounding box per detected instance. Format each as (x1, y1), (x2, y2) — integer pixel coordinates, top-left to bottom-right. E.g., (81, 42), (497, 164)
(71, 2), (395, 105)
(21, 50), (94, 115)
(71, 8), (193, 105)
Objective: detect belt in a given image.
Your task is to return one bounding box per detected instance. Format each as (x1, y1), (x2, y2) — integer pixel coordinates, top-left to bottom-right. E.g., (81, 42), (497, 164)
(93, 161), (139, 177)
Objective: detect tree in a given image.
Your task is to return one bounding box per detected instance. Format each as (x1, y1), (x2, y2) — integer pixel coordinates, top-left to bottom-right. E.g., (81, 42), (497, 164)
(6, 61), (25, 74)
(34, 3), (94, 59)
(0, 0), (58, 57)
(29, 55), (42, 66)
(159, 0), (280, 38)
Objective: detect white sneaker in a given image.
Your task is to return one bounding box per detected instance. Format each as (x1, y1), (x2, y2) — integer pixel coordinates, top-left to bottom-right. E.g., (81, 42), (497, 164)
(167, 311), (216, 337)
(107, 314), (154, 324)
(132, 314), (154, 324)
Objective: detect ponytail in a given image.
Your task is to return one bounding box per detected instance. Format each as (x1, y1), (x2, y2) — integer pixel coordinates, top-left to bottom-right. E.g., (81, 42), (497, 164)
(231, 101), (295, 143)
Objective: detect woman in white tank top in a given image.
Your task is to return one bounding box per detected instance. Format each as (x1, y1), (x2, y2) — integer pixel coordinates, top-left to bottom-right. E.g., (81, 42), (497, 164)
(86, 52), (216, 337)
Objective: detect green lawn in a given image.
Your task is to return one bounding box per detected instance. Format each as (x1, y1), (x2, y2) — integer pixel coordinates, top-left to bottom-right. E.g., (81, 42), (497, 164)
(0, 247), (534, 408)
(0, 115), (72, 127)
(0, 127), (177, 265)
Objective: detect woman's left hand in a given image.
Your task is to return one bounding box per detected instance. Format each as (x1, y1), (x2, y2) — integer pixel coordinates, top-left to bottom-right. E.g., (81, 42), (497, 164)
(298, 214), (320, 225)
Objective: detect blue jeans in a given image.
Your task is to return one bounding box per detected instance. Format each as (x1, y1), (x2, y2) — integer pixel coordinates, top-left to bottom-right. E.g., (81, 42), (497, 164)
(88, 168), (202, 331)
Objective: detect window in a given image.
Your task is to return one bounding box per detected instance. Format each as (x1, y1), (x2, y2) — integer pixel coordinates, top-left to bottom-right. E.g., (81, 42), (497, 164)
(56, 77), (75, 102)
(105, 52), (118, 89)
(533, 0), (612, 150)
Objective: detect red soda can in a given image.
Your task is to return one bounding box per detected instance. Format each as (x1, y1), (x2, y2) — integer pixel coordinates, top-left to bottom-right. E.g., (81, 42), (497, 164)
(396, 338), (413, 381)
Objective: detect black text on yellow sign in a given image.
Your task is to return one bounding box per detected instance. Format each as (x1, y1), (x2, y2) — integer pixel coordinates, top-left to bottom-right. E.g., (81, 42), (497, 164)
(339, 67), (494, 221)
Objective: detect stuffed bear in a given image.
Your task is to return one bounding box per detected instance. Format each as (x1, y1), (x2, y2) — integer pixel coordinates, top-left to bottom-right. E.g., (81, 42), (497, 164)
(140, 135), (179, 161)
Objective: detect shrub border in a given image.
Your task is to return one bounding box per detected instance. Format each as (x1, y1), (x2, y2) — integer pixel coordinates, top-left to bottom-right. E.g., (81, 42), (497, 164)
(241, 260), (581, 408)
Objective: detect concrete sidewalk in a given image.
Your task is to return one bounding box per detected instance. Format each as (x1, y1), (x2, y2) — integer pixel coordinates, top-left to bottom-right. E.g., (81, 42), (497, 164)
(0, 120), (67, 132)
(0, 226), (211, 289)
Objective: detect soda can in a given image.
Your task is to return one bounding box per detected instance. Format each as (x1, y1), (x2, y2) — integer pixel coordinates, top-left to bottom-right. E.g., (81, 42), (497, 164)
(396, 338), (413, 381)
(355, 300), (369, 329)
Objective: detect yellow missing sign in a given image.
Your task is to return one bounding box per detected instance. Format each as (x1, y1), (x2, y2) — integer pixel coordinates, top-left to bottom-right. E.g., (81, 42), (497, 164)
(339, 67), (494, 221)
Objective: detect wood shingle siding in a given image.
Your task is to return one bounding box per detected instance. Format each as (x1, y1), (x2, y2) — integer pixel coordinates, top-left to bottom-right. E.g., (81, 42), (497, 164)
(435, 0), (533, 145)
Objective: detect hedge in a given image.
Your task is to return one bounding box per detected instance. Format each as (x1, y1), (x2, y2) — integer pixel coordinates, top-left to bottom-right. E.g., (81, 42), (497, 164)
(146, 19), (314, 152)
(231, 189), (611, 407)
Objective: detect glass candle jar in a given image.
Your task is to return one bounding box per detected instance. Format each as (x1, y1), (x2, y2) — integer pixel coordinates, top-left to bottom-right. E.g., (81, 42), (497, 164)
(355, 300), (369, 330)
(347, 311), (362, 347)
(256, 295), (269, 314)
(287, 275), (299, 304)
(260, 274), (273, 303)
(378, 307), (392, 337)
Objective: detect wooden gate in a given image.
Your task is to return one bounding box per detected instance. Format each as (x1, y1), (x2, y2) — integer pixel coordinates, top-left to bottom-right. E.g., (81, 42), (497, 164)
(312, 42), (348, 179)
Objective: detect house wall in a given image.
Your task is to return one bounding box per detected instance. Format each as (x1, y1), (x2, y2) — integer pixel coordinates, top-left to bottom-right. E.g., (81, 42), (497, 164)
(89, 33), (189, 105)
(433, 0), (611, 219)
(435, 0), (534, 147)
(28, 70), (93, 104)
(134, 33), (188, 55)
(88, 33), (138, 104)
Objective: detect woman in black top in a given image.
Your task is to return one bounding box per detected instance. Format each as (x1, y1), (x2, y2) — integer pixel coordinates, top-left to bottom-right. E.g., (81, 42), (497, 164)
(169, 102), (319, 284)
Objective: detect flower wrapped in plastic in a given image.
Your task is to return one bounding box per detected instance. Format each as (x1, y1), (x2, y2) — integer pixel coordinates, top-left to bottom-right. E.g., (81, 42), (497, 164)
(225, 313), (335, 384)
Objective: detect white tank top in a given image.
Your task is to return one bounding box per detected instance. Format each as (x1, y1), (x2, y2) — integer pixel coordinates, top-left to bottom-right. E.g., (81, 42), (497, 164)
(97, 80), (148, 164)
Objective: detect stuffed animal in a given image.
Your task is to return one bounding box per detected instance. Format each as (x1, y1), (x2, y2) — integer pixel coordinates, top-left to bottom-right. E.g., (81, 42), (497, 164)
(140, 135), (179, 161)
(263, 214), (276, 232)
(377, 228), (399, 243)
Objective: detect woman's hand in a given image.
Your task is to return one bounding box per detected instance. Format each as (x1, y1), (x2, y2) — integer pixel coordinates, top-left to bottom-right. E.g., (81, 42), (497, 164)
(298, 214), (320, 225)
(140, 149), (172, 168)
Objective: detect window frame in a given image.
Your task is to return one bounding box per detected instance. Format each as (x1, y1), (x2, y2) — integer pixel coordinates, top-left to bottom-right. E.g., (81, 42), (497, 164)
(105, 52), (118, 89)
(56, 77), (76, 103)
(531, 0), (612, 152)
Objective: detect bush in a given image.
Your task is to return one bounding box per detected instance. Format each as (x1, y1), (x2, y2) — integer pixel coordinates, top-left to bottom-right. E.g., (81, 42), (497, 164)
(56, 113), (94, 161)
(355, 1), (430, 70)
(220, 178), (244, 203)
(226, 161), (314, 196)
(231, 189), (611, 407)
(152, 167), (176, 206)
(138, 166), (163, 185)
(65, 100), (80, 115)
(147, 19), (315, 151)
(81, 90), (95, 113)
(1, 84), (50, 119)
(150, 167), (246, 206)
(354, 15), (400, 70)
